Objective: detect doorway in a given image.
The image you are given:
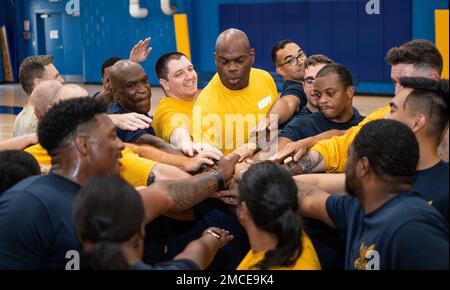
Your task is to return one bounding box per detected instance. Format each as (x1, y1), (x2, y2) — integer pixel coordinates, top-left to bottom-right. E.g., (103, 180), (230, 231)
(35, 11), (83, 82)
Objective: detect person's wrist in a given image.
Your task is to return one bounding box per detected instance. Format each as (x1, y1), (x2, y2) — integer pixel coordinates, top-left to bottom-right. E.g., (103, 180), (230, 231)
(211, 171), (225, 191)
(179, 156), (191, 171)
(206, 229), (221, 240)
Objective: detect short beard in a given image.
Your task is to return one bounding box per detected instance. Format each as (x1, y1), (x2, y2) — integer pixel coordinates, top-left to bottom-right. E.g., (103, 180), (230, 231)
(345, 175), (361, 198)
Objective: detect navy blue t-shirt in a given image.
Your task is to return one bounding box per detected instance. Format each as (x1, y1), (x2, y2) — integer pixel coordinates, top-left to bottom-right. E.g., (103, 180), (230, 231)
(0, 173), (82, 270)
(130, 259), (199, 270)
(281, 80), (308, 109)
(143, 198), (248, 270)
(326, 192), (449, 270)
(278, 81), (309, 130)
(297, 106), (314, 116)
(413, 161), (449, 221)
(107, 101), (155, 143)
(280, 108), (365, 141)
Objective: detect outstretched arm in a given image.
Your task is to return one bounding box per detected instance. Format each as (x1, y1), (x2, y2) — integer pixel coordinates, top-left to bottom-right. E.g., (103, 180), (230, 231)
(138, 153), (240, 222)
(251, 95), (300, 135)
(294, 173), (346, 195)
(295, 180), (334, 228)
(108, 113), (152, 131)
(170, 127), (223, 159)
(0, 134), (37, 151)
(175, 227), (233, 270)
(126, 142), (221, 173)
(285, 150), (326, 175)
(270, 129), (346, 164)
(136, 134), (183, 155)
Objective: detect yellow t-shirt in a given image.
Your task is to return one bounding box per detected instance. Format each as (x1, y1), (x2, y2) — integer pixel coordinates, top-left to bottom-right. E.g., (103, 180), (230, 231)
(153, 96), (194, 142)
(237, 232), (321, 270)
(312, 105), (391, 173)
(192, 68), (278, 154)
(25, 144), (157, 187)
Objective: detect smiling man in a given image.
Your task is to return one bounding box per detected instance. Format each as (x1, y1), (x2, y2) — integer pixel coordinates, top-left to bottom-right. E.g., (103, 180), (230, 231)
(153, 52), (222, 158)
(192, 29), (278, 154)
(108, 60), (179, 153)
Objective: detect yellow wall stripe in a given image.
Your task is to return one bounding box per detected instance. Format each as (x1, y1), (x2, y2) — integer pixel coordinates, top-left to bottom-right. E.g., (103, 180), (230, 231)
(436, 10), (449, 79)
(174, 14), (192, 60)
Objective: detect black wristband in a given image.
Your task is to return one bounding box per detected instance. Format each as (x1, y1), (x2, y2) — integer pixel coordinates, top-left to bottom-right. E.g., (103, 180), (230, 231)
(211, 172), (225, 191)
(147, 172), (156, 186)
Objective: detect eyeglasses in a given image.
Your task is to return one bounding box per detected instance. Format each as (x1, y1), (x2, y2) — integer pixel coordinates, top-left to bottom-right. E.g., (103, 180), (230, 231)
(277, 52), (306, 67)
(303, 76), (315, 86)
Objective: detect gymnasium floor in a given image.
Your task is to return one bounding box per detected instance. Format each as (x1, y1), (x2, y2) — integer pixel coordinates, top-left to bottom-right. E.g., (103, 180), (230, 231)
(0, 83), (391, 142)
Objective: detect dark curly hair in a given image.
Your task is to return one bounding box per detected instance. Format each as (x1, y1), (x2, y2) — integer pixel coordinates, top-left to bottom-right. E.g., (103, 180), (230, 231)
(239, 162), (303, 270)
(0, 150), (41, 194)
(38, 97), (106, 157)
(353, 119), (419, 185)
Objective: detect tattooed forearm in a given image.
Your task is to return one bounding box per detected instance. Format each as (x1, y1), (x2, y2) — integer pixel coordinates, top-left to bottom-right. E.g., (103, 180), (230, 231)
(287, 151), (325, 175)
(166, 173), (218, 211)
(294, 180), (331, 225)
(295, 181), (317, 208)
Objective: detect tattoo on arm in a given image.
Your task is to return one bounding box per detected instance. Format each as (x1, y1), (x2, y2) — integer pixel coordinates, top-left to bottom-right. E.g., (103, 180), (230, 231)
(296, 181), (316, 208)
(288, 151), (324, 175)
(166, 174), (218, 211)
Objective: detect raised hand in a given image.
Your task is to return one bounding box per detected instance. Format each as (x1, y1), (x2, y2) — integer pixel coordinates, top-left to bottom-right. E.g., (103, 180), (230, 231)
(129, 37), (152, 63)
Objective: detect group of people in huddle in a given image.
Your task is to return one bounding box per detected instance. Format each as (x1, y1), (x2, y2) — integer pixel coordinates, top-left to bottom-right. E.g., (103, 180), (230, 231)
(0, 28), (448, 270)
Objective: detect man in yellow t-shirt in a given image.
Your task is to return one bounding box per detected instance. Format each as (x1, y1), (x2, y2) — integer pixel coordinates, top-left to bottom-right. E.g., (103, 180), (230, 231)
(192, 29), (278, 154)
(26, 83), (190, 187)
(153, 52), (222, 158)
(274, 39), (446, 173)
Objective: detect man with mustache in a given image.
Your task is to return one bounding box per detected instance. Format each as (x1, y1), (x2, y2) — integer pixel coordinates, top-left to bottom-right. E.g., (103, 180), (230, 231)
(295, 119), (448, 269)
(192, 28), (278, 154)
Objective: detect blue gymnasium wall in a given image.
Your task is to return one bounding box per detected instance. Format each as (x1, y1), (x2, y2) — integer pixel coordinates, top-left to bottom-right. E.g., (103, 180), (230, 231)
(79, 0), (179, 83)
(1, 0), (448, 93)
(185, 0), (449, 95)
(1, 0), (179, 84)
(0, 0), (22, 82)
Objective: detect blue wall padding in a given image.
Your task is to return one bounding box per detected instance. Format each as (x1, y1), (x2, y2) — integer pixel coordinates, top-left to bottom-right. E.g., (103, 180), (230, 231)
(219, 0), (412, 83)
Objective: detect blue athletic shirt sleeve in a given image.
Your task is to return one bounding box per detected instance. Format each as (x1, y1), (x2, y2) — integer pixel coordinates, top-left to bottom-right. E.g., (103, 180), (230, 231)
(326, 195), (359, 233)
(281, 81), (307, 110)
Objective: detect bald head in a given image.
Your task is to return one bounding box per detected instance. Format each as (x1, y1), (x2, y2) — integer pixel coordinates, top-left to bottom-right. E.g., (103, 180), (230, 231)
(109, 60), (152, 114)
(32, 80), (63, 120)
(54, 84), (90, 104)
(214, 28), (255, 90)
(110, 60), (145, 87)
(215, 28), (251, 54)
